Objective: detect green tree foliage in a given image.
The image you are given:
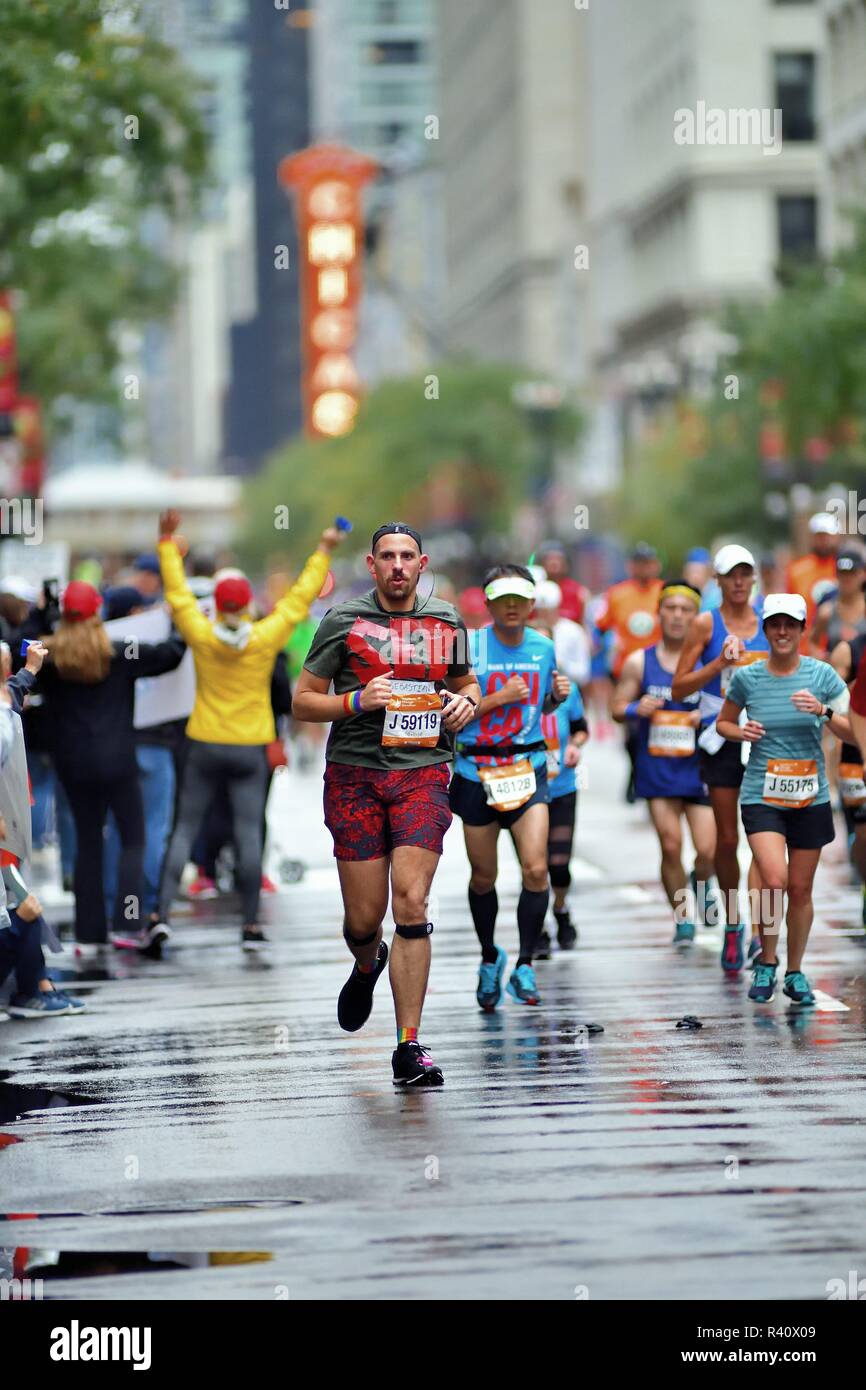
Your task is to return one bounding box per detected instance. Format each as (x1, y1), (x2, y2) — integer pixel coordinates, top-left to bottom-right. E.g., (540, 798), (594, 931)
(621, 214), (866, 558)
(238, 363), (582, 572)
(0, 0), (209, 426)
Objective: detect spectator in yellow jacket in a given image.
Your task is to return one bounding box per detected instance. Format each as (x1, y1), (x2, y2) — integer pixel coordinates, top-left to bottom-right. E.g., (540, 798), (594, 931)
(149, 510), (345, 956)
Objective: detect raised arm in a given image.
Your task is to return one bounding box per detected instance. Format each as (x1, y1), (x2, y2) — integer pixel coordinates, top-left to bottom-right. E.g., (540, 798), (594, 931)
(157, 510), (212, 647)
(255, 526), (344, 652)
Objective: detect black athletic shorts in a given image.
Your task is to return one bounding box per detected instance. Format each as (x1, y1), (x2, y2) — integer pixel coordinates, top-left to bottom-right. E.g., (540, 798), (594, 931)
(449, 766), (549, 828)
(740, 800), (835, 850)
(699, 737), (744, 790)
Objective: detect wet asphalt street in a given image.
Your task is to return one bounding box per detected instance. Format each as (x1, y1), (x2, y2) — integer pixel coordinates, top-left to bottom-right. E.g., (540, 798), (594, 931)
(3, 738), (866, 1302)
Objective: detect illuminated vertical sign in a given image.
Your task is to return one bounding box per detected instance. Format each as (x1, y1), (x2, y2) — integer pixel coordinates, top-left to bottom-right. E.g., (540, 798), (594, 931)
(278, 144), (378, 439)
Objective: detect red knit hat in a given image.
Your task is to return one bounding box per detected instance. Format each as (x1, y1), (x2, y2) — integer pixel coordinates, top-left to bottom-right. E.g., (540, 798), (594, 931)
(214, 574), (252, 613)
(62, 580), (102, 622)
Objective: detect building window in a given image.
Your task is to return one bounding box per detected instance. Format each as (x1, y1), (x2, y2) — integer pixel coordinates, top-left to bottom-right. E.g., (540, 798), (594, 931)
(377, 0), (400, 20)
(774, 53), (816, 141)
(368, 40), (422, 65)
(777, 195), (817, 260)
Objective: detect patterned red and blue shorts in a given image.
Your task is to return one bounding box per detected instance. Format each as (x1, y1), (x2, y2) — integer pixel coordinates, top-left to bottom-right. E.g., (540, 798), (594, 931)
(323, 761), (452, 861)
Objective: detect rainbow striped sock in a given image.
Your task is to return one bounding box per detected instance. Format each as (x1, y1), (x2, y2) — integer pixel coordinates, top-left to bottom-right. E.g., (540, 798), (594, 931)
(397, 1026), (418, 1046)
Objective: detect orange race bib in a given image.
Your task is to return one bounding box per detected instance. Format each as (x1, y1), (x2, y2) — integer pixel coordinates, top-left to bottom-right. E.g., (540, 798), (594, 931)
(478, 758), (537, 812)
(838, 762), (866, 808)
(381, 679), (442, 748)
(721, 649), (766, 694)
(762, 758), (818, 809)
(648, 710), (696, 757)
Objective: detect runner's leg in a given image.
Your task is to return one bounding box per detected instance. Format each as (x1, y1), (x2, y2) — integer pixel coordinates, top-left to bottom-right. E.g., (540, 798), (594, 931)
(463, 821), (500, 958)
(648, 798), (686, 909)
(509, 802), (550, 963)
(548, 792), (576, 914)
(683, 802), (716, 887)
(337, 857), (389, 968)
(389, 844), (441, 1032)
(710, 786), (742, 925)
(743, 832), (788, 964)
(782, 847), (821, 973)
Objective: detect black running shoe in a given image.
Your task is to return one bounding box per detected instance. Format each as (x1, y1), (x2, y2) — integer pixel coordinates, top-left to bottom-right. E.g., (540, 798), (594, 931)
(242, 926), (270, 954)
(391, 1040), (444, 1087)
(554, 909), (577, 949)
(337, 941), (388, 1032)
(137, 921), (171, 959)
(535, 929), (552, 960)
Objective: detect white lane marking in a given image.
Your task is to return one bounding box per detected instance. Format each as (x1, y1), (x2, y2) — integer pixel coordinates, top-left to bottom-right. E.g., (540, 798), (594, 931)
(812, 990), (850, 1012)
(695, 930), (721, 953)
(617, 886), (654, 905)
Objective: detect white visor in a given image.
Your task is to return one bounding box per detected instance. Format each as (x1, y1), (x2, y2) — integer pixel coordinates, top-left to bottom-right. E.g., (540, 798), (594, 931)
(485, 576), (537, 603)
(761, 593), (807, 624)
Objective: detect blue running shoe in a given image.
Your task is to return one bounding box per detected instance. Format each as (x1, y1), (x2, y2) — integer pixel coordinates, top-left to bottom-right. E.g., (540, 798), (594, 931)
(673, 921), (695, 945)
(721, 925), (745, 972)
(7, 990), (86, 1018)
(506, 963), (540, 1005)
(476, 946), (507, 1012)
(748, 961), (777, 1002)
(748, 934), (762, 964)
(783, 970), (815, 1006)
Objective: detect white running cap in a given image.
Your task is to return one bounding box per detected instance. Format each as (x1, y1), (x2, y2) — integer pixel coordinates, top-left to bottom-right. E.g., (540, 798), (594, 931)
(809, 511), (841, 535)
(762, 592), (807, 623)
(713, 544), (755, 575)
(534, 580), (562, 610)
(485, 576), (537, 603)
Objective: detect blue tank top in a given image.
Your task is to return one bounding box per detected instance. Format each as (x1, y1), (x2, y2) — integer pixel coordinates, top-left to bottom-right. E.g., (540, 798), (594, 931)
(698, 606), (769, 724)
(634, 644), (705, 801)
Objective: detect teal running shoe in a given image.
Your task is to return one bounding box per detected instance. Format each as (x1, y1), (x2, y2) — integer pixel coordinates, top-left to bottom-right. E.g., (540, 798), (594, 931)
(747, 934), (762, 964)
(783, 970), (816, 1006)
(673, 920), (695, 946)
(476, 946), (507, 1012)
(721, 924), (745, 972)
(748, 960), (777, 1002)
(506, 963), (540, 1005)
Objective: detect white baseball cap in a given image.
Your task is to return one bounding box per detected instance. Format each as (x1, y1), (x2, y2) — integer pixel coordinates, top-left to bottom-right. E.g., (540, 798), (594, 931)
(762, 593), (807, 623)
(713, 544), (756, 575)
(809, 511), (841, 535)
(534, 580), (562, 610)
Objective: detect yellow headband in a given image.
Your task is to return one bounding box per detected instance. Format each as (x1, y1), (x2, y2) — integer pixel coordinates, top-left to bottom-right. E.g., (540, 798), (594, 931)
(659, 584), (700, 608)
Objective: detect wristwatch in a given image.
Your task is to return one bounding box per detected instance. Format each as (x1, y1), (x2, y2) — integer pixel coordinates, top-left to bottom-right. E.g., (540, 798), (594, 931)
(821, 704), (833, 721)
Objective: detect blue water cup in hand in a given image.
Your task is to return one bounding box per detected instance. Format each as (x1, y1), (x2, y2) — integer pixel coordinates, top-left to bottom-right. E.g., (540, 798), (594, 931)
(335, 516), (352, 533)
(20, 639), (31, 658)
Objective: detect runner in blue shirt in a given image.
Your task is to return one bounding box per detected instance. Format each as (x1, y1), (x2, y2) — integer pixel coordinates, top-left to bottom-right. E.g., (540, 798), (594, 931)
(534, 671), (589, 955)
(718, 594), (852, 1006)
(672, 544), (769, 972)
(614, 581), (717, 945)
(450, 564), (569, 1010)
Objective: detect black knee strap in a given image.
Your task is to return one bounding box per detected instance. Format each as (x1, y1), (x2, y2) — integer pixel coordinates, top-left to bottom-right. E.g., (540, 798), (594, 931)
(394, 921), (433, 939)
(343, 923), (379, 947)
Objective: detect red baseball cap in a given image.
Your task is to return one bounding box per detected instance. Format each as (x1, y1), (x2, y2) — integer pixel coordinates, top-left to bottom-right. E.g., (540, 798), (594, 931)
(62, 580), (102, 622)
(214, 575), (252, 613)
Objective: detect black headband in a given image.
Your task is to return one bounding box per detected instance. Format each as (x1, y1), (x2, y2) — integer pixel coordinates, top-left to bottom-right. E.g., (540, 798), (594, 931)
(370, 522), (423, 553)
